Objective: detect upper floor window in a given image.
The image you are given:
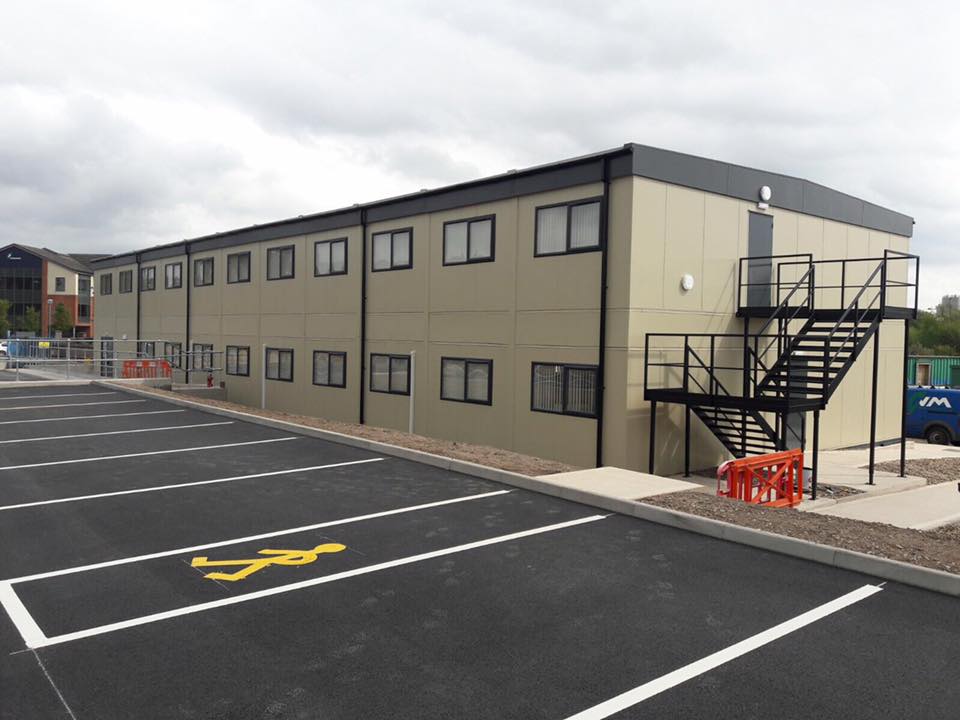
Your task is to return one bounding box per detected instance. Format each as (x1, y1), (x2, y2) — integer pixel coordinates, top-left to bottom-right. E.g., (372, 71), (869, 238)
(534, 199), (601, 256)
(441, 357), (492, 404)
(369, 353), (410, 394)
(100, 274), (113, 296)
(266, 245), (295, 280)
(443, 217), (494, 266)
(140, 266), (156, 291)
(531, 362), (599, 418)
(314, 238), (347, 277)
(227, 252), (250, 284)
(194, 257), (214, 287)
(79, 277), (91, 296)
(371, 229), (412, 271)
(118, 270), (133, 294)
(55, 276), (66, 292)
(265, 347), (294, 381)
(165, 262), (182, 289)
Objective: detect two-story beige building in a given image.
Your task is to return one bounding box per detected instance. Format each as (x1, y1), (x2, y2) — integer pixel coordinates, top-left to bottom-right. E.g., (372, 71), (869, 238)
(91, 143), (918, 475)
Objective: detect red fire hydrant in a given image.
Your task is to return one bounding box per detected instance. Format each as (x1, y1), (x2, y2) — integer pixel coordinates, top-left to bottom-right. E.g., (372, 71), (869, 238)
(207, 372), (214, 388)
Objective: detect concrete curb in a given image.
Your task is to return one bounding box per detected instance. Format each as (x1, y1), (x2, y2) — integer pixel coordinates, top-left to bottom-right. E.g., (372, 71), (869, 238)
(96, 381), (960, 598)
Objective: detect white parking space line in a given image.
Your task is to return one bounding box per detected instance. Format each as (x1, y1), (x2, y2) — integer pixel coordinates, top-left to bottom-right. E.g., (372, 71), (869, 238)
(561, 584), (884, 720)
(0, 421), (234, 445)
(0, 458), (385, 512)
(0, 391), (116, 402)
(5, 487), (510, 584)
(0, 399), (146, 411)
(0, 437), (296, 472)
(3, 513), (607, 649)
(0, 409), (185, 426)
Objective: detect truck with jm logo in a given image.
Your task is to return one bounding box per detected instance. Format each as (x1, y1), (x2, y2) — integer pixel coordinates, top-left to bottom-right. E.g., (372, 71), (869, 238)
(905, 387), (960, 444)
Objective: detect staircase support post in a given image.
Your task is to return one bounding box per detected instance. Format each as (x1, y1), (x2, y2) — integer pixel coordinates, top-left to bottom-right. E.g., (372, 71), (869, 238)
(868, 324), (881, 485)
(812, 410), (820, 500)
(648, 400), (657, 475)
(899, 319), (909, 477)
(684, 405), (691, 477)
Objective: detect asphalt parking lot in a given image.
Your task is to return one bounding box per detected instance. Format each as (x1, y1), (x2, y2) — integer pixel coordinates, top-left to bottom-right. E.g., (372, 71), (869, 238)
(0, 383), (957, 719)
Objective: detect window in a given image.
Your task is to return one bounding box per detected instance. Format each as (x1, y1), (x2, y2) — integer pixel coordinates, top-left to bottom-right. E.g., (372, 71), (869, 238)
(163, 342), (182, 368)
(443, 216), (494, 265)
(55, 276), (66, 292)
(369, 353), (410, 394)
(227, 252), (250, 284)
(138, 341), (156, 358)
(266, 245), (295, 280)
(165, 262), (182, 289)
(441, 357), (492, 404)
(313, 351), (346, 387)
(118, 270), (133, 293)
(531, 363), (599, 417)
(140, 266), (156, 291)
(265, 347), (294, 381)
(314, 238), (348, 276)
(226, 345), (250, 376)
(192, 343), (214, 370)
(194, 257), (214, 287)
(79, 277), (90, 296)
(100, 273), (113, 295)
(534, 199), (601, 256)
(371, 228), (412, 271)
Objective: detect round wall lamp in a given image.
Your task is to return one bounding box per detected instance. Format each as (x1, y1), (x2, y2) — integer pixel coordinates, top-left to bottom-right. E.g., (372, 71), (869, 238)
(680, 273), (695, 292)
(759, 185), (772, 202)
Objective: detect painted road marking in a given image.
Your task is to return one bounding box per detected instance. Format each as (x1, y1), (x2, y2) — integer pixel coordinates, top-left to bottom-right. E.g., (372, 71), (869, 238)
(0, 437), (296, 472)
(0, 391), (116, 402)
(3, 488), (509, 583)
(0, 399), (146, 411)
(3, 513), (606, 648)
(0, 421), (234, 445)
(0, 458), (385, 512)
(0, 409), (185, 426)
(192, 543), (347, 581)
(561, 584), (884, 720)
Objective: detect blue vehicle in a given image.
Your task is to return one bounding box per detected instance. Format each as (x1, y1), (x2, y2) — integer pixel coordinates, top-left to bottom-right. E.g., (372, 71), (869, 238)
(905, 386), (960, 444)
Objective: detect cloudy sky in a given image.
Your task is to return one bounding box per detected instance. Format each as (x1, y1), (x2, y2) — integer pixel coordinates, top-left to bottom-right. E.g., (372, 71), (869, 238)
(2, 1), (957, 306)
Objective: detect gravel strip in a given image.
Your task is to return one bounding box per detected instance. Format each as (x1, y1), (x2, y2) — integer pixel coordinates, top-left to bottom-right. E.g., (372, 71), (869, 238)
(873, 457), (960, 485)
(644, 491), (960, 575)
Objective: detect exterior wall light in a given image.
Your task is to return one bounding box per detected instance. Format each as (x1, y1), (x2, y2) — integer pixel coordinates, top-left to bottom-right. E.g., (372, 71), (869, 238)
(680, 273), (695, 292)
(758, 185), (772, 210)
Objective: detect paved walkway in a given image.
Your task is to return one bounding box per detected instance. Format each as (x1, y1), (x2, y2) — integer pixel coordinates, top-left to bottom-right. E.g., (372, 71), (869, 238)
(810, 481), (960, 529)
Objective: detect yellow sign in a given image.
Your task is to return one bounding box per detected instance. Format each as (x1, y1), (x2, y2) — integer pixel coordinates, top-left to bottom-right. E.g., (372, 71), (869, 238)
(38, 341), (50, 349)
(191, 543), (346, 582)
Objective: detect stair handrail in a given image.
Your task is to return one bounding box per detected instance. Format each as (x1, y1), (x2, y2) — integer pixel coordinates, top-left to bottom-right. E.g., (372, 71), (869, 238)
(752, 265), (814, 363)
(824, 260), (884, 366)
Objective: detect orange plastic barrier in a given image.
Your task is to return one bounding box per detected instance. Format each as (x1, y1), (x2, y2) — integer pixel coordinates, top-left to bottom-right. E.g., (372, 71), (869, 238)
(717, 449), (804, 508)
(121, 359), (172, 379)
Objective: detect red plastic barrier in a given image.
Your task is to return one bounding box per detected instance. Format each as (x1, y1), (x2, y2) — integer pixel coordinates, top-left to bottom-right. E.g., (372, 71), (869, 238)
(717, 449), (803, 508)
(121, 359), (172, 379)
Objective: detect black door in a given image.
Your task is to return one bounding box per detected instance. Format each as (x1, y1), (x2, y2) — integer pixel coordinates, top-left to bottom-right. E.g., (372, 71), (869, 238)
(747, 213), (774, 308)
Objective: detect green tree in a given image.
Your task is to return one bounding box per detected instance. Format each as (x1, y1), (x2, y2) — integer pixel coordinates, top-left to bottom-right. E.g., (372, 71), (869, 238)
(51, 303), (73, 336)
(910, 294), (960, 355)
(0, 299), (10, 338)
(22, 306), (40, 334)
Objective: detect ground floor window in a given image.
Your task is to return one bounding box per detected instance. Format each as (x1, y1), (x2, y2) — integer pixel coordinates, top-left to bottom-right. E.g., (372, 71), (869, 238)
(441, 357), (492, 404)
(163, 342), (182, 368)
(192, 343), (214, 370)
(370, 353), (410, 394)
(226, 345), (250, 376)
(531, 363), (598, 417)
(138, 341), (156, 358)
(312, 351), (346, 387)
(266, 347), (294, 381)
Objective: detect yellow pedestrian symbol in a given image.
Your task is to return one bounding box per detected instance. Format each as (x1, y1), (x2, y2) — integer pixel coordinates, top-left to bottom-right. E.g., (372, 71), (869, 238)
(190, 543), (347, 582)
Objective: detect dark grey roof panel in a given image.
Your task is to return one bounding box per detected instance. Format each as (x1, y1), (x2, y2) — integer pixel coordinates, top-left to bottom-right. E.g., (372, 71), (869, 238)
(93, 254), (137, 269)
(189, 209), (363, 254)
(141, 244), (187, 262)
(632, 144), (730, 196)
(800, 182), (864, 228)
(862, 203), (914, 237)
(726, 166), (805, 211)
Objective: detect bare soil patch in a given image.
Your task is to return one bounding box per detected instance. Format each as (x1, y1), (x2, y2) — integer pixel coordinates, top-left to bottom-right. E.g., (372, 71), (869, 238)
(873, 457), (960, 485)
(643, 491), (960, 575)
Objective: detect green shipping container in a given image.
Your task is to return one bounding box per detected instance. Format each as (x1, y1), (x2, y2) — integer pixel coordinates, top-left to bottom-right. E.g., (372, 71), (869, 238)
(908, 356), (960, 386)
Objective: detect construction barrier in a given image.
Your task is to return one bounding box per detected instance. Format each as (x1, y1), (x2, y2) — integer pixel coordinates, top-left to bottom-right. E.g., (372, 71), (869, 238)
(717, 448), (804, 508)
(121, 359), (172, 379)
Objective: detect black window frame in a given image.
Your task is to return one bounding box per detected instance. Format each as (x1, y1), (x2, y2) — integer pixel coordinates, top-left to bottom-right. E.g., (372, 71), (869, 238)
(225, 345), (250, 376)
(164, 262), (182, 289)
(312, 350), (347, 388)
(530, 362), (599, 418)
(138, 341), (156, 358)
(226, 252), (251, 284)
(54, 276), (66, 292)
(118, 270), (133, 294)
(440, 357), (493, 405)
(163, 341), (183, 369)
(369, 353), (411, 395)
(265, 347), (294, 382)
(370, 228), (413, 272)
(192, 343), (214, 371)
(442, 215), (496, 266)
(194, 257), (215, 287)
(314, 238), (348, 277)
(139, 266), (156, 292)
(533, 197), (603, 257)
(100, 273), (113, 296)
(266, 245), (295, 281)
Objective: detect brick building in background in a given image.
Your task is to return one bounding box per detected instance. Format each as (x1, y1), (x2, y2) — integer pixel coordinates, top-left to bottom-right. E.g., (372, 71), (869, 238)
(0, 244), (106, 337)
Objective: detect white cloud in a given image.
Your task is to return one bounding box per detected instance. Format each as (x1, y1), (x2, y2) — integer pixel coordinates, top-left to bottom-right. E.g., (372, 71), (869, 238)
(1, 0), (957, 306)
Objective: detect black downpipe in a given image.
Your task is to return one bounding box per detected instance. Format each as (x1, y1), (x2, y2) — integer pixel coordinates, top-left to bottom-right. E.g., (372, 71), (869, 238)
(595, 158), (611, 468)
(359, 209), (368, 424)
(185, 244), (192, 381)
(135, 253), (142, 350)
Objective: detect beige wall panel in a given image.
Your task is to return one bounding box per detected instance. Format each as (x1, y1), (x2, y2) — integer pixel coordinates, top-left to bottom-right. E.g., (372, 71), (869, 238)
(366, 217), (429, 314)
(604, 177), (636, 311)
(304, 313), (359, 341)
(629, 179), (667, 311)
(220, 314), (260, 336)
(428, 311), (512, 346)
(701, 195), (743, 316)
(258, 314), (304, 339)
(46, 263), (78, 294)
(662, 186), (705, 311)
(260, 237), (306, 315)
(364, 340), (426, 432)
(515, 310), (599, 349)
(366, 313), (426, 343)
(770, 209), (799, 256)
(301, 337), (359, 423)
(304, 227), (362, 316)
(191, 315), (221, 337)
